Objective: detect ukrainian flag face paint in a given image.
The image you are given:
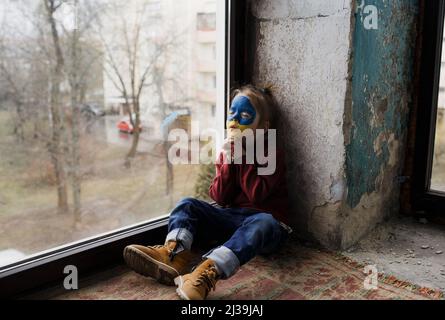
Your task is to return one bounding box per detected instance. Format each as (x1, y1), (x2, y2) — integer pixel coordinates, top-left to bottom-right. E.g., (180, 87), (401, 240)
(227, 95), (257, 132)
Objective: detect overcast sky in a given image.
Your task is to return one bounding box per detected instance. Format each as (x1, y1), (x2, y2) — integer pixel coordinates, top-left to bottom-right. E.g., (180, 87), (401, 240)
(0, 0), (39, 38)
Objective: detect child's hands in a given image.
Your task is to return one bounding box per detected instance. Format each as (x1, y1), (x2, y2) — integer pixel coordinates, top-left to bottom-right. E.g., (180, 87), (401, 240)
(221, 137), (233, 160)
(227, 127), (244, 141)
(221, 136), (250, 164)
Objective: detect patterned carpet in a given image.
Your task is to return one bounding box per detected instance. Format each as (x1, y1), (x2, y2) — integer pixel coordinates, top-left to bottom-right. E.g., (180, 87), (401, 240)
(53, 241), (444, 300)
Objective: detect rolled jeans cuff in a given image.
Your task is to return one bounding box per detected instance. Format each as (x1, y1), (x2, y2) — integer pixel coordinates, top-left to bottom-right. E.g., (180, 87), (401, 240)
(204, 246), (240, 279)
(166, 228), (193, 251)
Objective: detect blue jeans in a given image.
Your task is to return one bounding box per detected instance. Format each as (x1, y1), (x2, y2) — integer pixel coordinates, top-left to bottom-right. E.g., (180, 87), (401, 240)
(166, 197), (290, 279)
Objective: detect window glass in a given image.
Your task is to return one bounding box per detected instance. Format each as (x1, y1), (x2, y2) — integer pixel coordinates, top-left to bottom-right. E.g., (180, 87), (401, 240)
(197, 12), (216, 31)
(0, 0), (222, 267)
(431, 22), (445, 191)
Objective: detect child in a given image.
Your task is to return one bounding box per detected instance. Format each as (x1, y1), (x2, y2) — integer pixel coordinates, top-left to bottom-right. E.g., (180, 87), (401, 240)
(123, 84), (291, 300)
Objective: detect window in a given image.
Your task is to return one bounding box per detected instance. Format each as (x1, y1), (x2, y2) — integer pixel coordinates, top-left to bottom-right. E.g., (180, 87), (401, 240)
(197, 12), (216, 31)
(413, 0), (445, 213)
(432, 20), (445, 192)
(147, 0), (162, 15)
(0, 0), (236, 298)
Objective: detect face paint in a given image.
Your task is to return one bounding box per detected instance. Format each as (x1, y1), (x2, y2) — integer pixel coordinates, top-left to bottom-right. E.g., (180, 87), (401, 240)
(227, 95), (257, 132)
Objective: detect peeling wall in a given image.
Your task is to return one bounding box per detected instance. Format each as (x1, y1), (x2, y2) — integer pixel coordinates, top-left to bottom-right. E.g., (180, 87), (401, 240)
(341, 0), (418, 248)
(252, 0), (418, 249)
(346, 0), (418, 208)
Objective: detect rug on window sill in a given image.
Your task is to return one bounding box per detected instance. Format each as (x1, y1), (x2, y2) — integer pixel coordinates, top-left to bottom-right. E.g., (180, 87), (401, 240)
(52, 241), (444, 300)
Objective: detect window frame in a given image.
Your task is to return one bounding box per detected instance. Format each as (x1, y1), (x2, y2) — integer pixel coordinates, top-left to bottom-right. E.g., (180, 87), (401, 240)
(0, 0), (249, 299)
(413, 0), (445, 213)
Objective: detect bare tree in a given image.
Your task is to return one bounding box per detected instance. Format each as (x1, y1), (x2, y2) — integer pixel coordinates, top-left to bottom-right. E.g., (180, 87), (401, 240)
(0, 11), (32, 143)
(98, 1), (180, 167)
(153, 65), (173, 202)
(0, 46), (27, 143)
(41, 0), (103, 218)
(43, 0), (70, 213)
(2, 0), (192, 221)
(63, 0), (104, 222)
(0, 1), (55, 160)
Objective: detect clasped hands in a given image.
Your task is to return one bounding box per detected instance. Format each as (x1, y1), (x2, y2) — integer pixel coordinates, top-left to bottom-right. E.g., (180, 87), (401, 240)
(221, 130), (255, 164)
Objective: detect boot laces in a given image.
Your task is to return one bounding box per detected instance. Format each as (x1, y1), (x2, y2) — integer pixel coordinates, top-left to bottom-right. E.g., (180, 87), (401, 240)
(151, 244), (176, 261)
(195, 265), (218, 293)
(152, 242), (184, 262)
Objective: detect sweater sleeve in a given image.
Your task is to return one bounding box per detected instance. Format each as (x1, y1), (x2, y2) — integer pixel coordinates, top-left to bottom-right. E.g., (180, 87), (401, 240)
(238, 150), (286, 205)
(208, 151), (238, 206)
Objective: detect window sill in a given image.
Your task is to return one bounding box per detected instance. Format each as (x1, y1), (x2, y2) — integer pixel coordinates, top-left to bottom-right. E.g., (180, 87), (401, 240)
(0, 217), (169, 299)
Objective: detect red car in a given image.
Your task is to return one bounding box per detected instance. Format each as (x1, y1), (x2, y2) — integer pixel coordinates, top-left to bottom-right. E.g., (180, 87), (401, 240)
(117, 115), (142, 134)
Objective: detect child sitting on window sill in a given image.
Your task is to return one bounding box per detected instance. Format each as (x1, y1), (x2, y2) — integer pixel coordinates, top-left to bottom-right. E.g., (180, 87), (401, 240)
(123, 84), (292, 300)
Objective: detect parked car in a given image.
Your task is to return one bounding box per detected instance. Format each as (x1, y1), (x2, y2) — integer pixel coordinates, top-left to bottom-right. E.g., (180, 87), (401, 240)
(81, 103), (106, 117)
(117, 114), (142, 134)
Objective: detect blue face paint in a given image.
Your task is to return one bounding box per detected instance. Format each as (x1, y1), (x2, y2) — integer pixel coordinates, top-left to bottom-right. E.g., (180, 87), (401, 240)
(228, 96), (257, 126)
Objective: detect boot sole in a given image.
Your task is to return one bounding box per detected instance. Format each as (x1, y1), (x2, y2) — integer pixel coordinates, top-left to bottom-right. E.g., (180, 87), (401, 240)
(123, 246), (179, 286)
(174, 276), (192, 300)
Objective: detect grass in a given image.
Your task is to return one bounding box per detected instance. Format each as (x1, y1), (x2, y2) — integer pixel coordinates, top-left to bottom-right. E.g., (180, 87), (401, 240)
(0, 110), (202, 257)
(0, 111), (57, 216)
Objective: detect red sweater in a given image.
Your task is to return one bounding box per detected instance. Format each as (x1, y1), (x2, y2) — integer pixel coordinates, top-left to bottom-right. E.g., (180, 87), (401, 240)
(208, 144), (290, 225)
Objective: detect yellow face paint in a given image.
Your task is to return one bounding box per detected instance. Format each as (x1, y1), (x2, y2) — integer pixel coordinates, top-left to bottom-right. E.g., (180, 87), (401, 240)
(227, 120), (252, 132)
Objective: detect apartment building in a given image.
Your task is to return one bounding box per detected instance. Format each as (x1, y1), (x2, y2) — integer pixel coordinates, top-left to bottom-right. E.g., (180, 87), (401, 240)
(101, 0), (218, 134)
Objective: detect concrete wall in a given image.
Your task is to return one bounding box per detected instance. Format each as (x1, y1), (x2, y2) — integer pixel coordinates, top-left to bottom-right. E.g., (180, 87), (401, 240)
(251, 0), (418, 249)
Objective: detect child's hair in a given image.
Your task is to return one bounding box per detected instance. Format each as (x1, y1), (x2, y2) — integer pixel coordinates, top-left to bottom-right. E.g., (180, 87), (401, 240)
(230, 84), (278, 129)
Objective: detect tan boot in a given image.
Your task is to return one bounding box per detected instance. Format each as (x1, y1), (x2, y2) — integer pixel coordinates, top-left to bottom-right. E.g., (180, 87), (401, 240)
(123, 241), (192, 286)
(174, 259), (220, 300)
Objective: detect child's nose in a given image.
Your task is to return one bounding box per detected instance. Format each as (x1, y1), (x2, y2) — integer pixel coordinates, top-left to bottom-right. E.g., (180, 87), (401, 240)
(229, 112), (240, 122)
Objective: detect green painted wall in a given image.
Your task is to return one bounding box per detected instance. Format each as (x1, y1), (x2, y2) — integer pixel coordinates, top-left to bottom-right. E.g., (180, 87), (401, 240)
(346, 0), (418, 208)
